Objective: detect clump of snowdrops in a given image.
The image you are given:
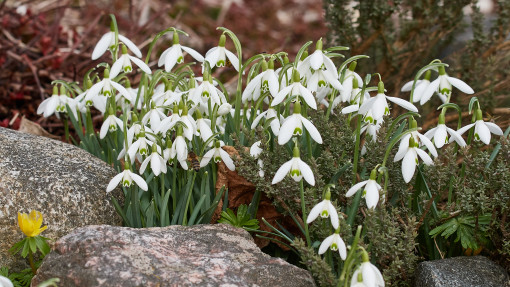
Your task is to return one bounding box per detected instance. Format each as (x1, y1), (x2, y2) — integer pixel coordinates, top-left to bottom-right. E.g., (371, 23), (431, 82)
(37, 14), (508, 287)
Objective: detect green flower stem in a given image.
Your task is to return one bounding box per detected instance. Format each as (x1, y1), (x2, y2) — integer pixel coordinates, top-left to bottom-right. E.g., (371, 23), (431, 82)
(182, 171), (197, 225)
(300, 180), (311, 246)
(172, 162), (177, 211)
(325, 92), (335, 120)
(346, 104), (363, 227)
(28, 249), (36, 275)
(109, 14), (119, 62)
(63, 117), (69, 143)
(338, 225), (362, 287)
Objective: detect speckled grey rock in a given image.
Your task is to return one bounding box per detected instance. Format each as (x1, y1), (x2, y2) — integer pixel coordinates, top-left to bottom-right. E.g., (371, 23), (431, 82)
(415, 256), (510, 287)
(0, 127), (123, 270)
(32, 224), (315, 287)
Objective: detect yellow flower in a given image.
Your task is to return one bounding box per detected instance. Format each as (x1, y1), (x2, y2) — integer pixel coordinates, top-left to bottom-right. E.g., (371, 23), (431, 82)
(18, 210), (48, 237)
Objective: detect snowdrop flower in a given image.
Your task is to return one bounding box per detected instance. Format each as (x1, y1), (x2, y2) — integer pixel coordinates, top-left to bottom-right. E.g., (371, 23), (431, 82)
(200, 140), (235, 171)
(272, 146), (315, 185)
(205, 34), (239, 71)
(140, 144), (167, 176)
(159, 31), (204, 72)
(394, 134), (434, 183)
(106, 162), (148, 192)
(401, 70), (432, 103)
(307, 189), (339, 229)
(191, 73), (227, 106)
(196, 113), (214, 144)
(37, 86), (65, 118)
(278, 102), (322, 145)
(127, 129), (154, 164)
(346, 169), (382, 209)
(424, 113), (466, 148)
(0, 275), (13, 287)
(250, 141), (265, 178)
(272, 69), (317, 109)
(242, 59), (279, 103)
(99, 110), (123, 139)
(456, 109), (503, 145)
(298, 39), (339, 81)
(86, 69), (131, 102)
(251, 107), (283, 136)
(170, 127), (189, 169)
(351, 259), (385, 287)
(110, 45), (152, 78)
(361, 121), (382, 143)
(339, 62), (363, 103)
(92, 28), (141, 60)
(217, 103), (232, 116)
(318, 228), (347, 260)
(141, 101), (167, 131)
(359, 81), (418, 122)
(420, 66), (474, 105)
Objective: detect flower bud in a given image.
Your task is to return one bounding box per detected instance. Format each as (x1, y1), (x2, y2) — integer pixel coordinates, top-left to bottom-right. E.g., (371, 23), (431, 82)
(217, 103), (232, 116)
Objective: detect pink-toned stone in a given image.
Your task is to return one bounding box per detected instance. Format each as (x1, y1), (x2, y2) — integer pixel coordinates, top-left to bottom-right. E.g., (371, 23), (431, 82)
(32, 224), (315, 287)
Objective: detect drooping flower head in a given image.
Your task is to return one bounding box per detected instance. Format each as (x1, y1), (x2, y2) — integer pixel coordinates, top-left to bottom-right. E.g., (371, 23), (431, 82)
(272, 145), (315, 186)
(318, 227), (347, 260)
(91, 23), (141, 60)
(307, 187), (339, 229)
(346, 169), (382, 209)
(205, 34), (239, 71)
(158, 30), (204, 72)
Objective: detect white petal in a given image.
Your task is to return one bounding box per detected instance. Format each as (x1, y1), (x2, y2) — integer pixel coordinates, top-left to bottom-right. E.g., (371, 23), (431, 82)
(322, 55), (339, 79)
(106, 172), (124, 192)
(420, 79), (440, 105)
(118, 34), (142, 58)
(278, 115), (299, 145)
(130, 172), (148, 191)
(129, 56), (152, 74)
(139, 156), (151, 174)
(164, 45), (180, 71)
(272, 85), (293, 106)
(99, 120), (110, 139)
(225, 49), (239, 71)
(267, 71), (279, 97)
(341, 105), (359, 114)
(475, 121), (491, 144)
(298, 85), (317, 110)
(205, 47), (220, 67)
(401, 80), (417, 92)
(346, 180), (368, 197)
(181, 46), (204, 62)
(334, 235), (347, 260)
(200, 149), (215, 167)
(310, 50), (323, 70)
(447, 76), (474, 94)
(306, 201), (324, 224)
(402, 149), (417, 183)
(457, 123), (475, 136)
(110, 81), (132, 101)
(365, 181), (380, 209)
(110, 56), (125, 78)
(386, 96), (418, 112)
(318, 234), (335, 255)
(327, 202), (339, 229)
(298, 159), (315, 186)
(250, 111), (267, 129)
(416, 132), (438, 157)
(434, 125), (447, 148)
(158, 48), (171, 67)
(271, 159), (293, 184)
(92, 32), (113, 60)
(362, 263), (377, 287)
(301, 116), (323, 144)
(485, 122), (504, 135)
(394, 134), (411, 162)
(446, 127), (467, 147)
(416, 148), (434, 165)
(219, 149), (235, 171)
(424, 127), (437, 140)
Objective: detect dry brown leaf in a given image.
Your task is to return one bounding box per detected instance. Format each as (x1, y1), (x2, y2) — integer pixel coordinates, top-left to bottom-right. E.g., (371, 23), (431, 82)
(213, 146), (302, 249)
(18, 116), (60, 140)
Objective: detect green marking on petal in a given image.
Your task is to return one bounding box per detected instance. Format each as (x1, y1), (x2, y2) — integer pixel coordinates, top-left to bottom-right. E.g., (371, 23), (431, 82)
(318, 80), (326, 87)
(217, 60), (225, 67)
(214, 156), (221, 163)
(331, 243), (338, 251)
(122, 180), (131, 187)
(290, 169), (301, 177)
(177, 56), (184, 64)
(320, 210), (329, 218)
(293, 127), (302, 136)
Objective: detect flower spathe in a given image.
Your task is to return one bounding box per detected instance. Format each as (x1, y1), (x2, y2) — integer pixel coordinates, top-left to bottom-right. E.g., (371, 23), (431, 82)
(106, 165), (148, 192)
(18, 210), (48, 237)
(272, 146), (315, 186)
(307, 191), (339, 229)
(318, 229), (347, 260)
